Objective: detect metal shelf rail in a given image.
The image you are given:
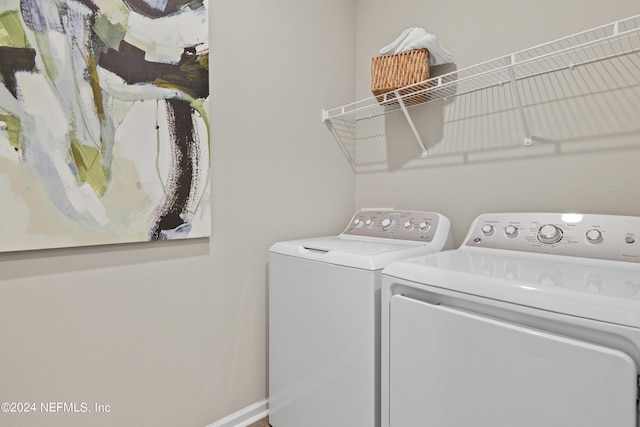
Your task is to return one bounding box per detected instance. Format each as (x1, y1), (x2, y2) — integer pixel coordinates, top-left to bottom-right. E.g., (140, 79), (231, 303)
(322, 14), (640, 158)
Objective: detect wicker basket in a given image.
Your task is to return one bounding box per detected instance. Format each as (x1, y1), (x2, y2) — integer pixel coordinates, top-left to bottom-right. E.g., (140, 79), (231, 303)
(371, 48), (430, 105)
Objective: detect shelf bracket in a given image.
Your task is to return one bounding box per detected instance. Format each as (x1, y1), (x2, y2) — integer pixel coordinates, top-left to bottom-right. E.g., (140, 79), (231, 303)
(395, 90), (428, 158)
(507, 55), (533, 146)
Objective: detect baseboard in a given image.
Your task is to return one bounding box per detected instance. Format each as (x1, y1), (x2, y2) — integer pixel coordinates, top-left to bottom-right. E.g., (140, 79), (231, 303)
(206, 399), (269, 427)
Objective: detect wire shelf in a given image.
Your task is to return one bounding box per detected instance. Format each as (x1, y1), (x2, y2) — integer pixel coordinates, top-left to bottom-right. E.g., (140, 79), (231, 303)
(322, 15), (640, 123)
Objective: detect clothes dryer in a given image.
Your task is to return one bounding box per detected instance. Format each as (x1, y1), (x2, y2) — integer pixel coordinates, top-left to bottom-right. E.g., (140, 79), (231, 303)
(381, 212), (640, 427)
(269, 210), (453, 427)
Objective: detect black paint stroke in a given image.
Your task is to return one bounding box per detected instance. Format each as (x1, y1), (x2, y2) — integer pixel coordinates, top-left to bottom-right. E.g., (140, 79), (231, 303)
(0, 46), (37, 97)
(150, 98), (200, 240)
(98, 41), (208, 99)
(123, 0), (204, 19)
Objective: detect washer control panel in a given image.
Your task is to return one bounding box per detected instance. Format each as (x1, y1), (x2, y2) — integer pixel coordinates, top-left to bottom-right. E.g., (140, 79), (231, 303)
(465, 213), (640, 262)
(343, 210), (442, 242)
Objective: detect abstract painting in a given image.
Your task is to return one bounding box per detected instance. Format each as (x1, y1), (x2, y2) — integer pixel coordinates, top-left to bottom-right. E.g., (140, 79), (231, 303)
(0, 0), (210, 252)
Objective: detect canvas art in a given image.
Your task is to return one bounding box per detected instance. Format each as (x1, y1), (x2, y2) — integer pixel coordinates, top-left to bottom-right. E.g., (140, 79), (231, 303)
(0, 0), (210, 252)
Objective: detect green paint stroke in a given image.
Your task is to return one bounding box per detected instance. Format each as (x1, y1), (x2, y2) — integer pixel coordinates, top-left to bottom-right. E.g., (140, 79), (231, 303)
(0, 10), (29, 48)
(86, 54), (105, 119)
(184, 0), (205, 11)
(190, 98), (209, 147)
(0, 114), (22, 151)
(93, 14), (126, 51)
(34, 31), (58, 80)
(69, 134), (108, 196)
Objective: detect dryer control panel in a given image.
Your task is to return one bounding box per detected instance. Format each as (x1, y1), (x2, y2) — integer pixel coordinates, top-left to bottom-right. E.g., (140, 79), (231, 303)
(464, 212), (640, 263)
(343, 210), (444, 242)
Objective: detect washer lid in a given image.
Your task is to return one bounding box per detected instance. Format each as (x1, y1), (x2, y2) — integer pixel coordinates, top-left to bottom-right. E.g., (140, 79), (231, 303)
(383, 249), (640, 328)
(269, 236), (440, 270)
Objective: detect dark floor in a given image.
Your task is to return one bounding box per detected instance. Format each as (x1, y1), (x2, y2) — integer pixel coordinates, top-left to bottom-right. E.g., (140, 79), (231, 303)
(247, 416), (269, 427)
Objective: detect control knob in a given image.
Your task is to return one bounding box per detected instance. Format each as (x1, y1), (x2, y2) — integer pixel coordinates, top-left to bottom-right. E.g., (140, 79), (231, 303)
(537, 224), (563, 244)
(585, 229), (603, 243)
(353, 218), (363, 228)
(419, 222), (431, 232)
(381, 218), (396, 232)
(364, 219), (374, 228)
(403, 221), (415, 231)
(481, 224), (494, 236)
(504, 225), (518, 238)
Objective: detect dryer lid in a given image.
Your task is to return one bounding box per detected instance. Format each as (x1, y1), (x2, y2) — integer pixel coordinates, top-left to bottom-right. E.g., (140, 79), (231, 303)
(383, 249), (640, 328)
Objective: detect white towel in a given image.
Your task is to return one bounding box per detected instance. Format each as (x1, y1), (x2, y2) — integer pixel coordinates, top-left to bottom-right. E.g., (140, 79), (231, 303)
(379, 28), (414, 55)
(379, 27), (453, 66)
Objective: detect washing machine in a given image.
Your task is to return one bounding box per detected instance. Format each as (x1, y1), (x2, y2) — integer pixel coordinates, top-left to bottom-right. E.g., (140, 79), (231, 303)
(381, 212), (640, 427)
(268, 210), (453, 427)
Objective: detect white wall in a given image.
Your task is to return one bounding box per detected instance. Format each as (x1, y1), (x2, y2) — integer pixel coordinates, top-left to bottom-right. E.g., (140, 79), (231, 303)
(355, 0), (640, 245)
(0, 1), (355, 426)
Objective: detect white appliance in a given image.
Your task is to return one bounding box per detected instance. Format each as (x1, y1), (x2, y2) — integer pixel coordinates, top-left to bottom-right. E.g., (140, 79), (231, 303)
(269, 210), (453, 427)
(381, 212), (640, 427)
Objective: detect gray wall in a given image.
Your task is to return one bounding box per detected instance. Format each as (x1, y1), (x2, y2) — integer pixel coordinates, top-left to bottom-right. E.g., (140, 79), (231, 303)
(355, 0), (640, 246)
(0, 1), (355, 426)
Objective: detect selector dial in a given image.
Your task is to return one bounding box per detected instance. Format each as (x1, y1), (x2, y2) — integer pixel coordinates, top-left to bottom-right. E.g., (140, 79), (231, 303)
(419, 222), (431, 232)
(403, 221), (415, 231)
(537, 224), (563, 244)
(381, 218), (397, 232)
(481, 224), (495, 236)
(586, 229), (603, 243)
(504, 225), (518, 238)
(364, 219), (374, 228)
(353, 218), (363, 228)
